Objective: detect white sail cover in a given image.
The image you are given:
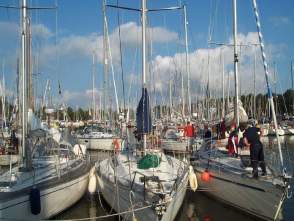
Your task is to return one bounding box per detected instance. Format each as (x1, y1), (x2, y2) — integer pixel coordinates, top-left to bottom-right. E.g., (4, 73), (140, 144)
(28, 109), (42, 130)
(224, 100), (248, 127)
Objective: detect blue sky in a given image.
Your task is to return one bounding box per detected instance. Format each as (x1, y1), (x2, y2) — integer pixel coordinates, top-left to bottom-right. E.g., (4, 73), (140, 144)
(0, 0), (293, 109)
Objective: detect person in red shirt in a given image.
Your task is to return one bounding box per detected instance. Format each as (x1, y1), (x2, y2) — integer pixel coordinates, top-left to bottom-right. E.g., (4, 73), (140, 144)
(184, 121), (195, 151)
(227, 122), (238, 157)
(220, 119), (227, 139)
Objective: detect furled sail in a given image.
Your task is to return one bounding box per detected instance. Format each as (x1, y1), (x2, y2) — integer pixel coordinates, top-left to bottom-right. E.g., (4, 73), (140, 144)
(136, 88), (152, 134)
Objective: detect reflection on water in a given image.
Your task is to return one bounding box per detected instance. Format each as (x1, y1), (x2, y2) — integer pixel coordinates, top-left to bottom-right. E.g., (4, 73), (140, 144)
(176, 190), (258, 221)
(55, 136), (294, 221)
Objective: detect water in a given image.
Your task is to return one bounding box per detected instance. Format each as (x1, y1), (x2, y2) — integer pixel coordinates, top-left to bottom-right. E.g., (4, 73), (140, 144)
(54, 136), (294, 221)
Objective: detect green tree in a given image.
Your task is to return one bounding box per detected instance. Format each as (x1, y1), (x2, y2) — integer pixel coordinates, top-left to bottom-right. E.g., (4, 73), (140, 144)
(283, 89), (294, 114)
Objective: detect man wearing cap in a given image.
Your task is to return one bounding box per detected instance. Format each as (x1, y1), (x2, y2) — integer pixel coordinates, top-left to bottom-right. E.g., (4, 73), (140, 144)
(243, 122), (267, 178)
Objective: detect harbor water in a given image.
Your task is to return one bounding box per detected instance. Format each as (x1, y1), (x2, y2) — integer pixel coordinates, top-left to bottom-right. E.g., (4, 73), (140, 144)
(54, 136), (294, 221)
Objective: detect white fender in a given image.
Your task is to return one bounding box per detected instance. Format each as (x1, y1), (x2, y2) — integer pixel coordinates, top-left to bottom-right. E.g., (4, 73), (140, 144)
(88, 167), (97, 194)
(189, 166), (198, 192)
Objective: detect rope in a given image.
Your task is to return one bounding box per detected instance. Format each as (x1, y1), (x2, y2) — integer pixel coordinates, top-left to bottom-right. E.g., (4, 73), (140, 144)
(96, 189), (106, 213)
(251, 0), (285, 175)
(39, 185), (211, 221)
(129, 191), (136, 220)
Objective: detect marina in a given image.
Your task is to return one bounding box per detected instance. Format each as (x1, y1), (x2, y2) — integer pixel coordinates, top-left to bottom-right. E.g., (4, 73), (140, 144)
(0, 0), (294, 220)
(53, 136), (294, 221)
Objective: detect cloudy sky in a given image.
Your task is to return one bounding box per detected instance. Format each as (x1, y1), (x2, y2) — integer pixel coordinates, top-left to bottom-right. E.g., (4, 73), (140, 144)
(0, 0), (293, 110)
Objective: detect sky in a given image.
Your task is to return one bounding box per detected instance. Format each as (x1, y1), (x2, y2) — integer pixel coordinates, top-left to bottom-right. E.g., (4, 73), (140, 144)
(0, 0), (293, 110)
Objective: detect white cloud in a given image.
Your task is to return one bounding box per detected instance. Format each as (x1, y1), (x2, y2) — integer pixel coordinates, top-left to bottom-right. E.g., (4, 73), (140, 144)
(62, 88), (103, 107)
(0, 21), (18, 38)
(148, 32), (277, 102)
(38, 21), (179, 67)
(31, 24), (53, 39)
(270, 16), (291, 27)
(0, 21), (52, 40)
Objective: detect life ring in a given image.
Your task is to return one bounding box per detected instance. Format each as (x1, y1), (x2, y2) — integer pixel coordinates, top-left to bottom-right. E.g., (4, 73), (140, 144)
(113, 139), (120, 152)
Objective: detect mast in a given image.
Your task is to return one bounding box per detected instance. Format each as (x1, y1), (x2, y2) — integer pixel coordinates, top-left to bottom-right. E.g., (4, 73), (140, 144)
(291, 61), (294, 90)
(233, 0), (239, 127)
(92, 51), (96, 122)
(252, 0), (286, 174)
(207, 56), (210, 121)
(274, 62), (277, 114)
(181, 64), (185, 118)
(183, 5), (191, 117)
(21, 0), (28, 167)
(102, 0), (108, 123)
(27, 19), (34, 110)
(169, 75), (172, 119)
(253, 47), (256, 119)
(291, 61), (293, 115)
(227, 71), (230, 114)
(142, 0), (147, 88)
(221, 49), (225, 119)
(142, 0), (147, 152)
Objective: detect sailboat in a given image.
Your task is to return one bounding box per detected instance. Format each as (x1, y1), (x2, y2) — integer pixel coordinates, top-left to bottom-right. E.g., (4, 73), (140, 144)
(76, 12), (122, 151)
(95, 1), (189, 220)
(191, 1), (292, 220)
(161, 5), (203, 153)
(0, 1), (91, 219)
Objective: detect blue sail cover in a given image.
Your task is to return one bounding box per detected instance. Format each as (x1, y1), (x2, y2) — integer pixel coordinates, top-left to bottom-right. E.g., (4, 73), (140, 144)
(136, 88), (152, 134)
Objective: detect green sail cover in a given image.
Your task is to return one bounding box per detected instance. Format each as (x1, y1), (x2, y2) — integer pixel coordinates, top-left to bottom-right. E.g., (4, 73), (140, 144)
(138, 154), (161, 169)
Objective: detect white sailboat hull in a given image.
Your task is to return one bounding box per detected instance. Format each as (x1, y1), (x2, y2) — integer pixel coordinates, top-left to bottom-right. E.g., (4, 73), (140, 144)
(161, 139), (188, 152)
(97, 167), (188, 221)
(193, 166), (286, 221)
(285, 128), (294, 135)
(161, 138), (203, 152)
(78, 137), (120, 151)
(268, 128), (285, 136)
(0, 155), (19, 166)
(0, 171), (89, 220)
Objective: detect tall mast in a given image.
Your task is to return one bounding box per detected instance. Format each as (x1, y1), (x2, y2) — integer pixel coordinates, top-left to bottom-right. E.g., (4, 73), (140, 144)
(181, 67), (185, 118)
(253, 46), (256, 119)
(21, 0), (28, 166)
(142, 0), (147, 152)
(252, 0), (285, 174)
(233, 0), (239, 127)
(183, 5), (191, 117)
(274, 62), (277, 114)
(102, 0), (108, 123)
(291, 61), (294, 115)
(27, 19), (33, 110)
(227, 71), (230, 114)
(207, 56), (210, 121)
(221, 49), (225, 119)
(92, 51), (96, 122)
(142, 0), (147, 88)
(169, 76), (172, 119)
(291, 61), (293, 90)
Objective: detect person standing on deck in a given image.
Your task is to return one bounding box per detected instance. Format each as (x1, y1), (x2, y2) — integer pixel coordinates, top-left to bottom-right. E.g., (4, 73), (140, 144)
(227, 122), (238, 157)
(203, 124), (212, 140)
(184, 121), (195, 151)
(243, 122), (267, 178)
(220, 118), (227, 139)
